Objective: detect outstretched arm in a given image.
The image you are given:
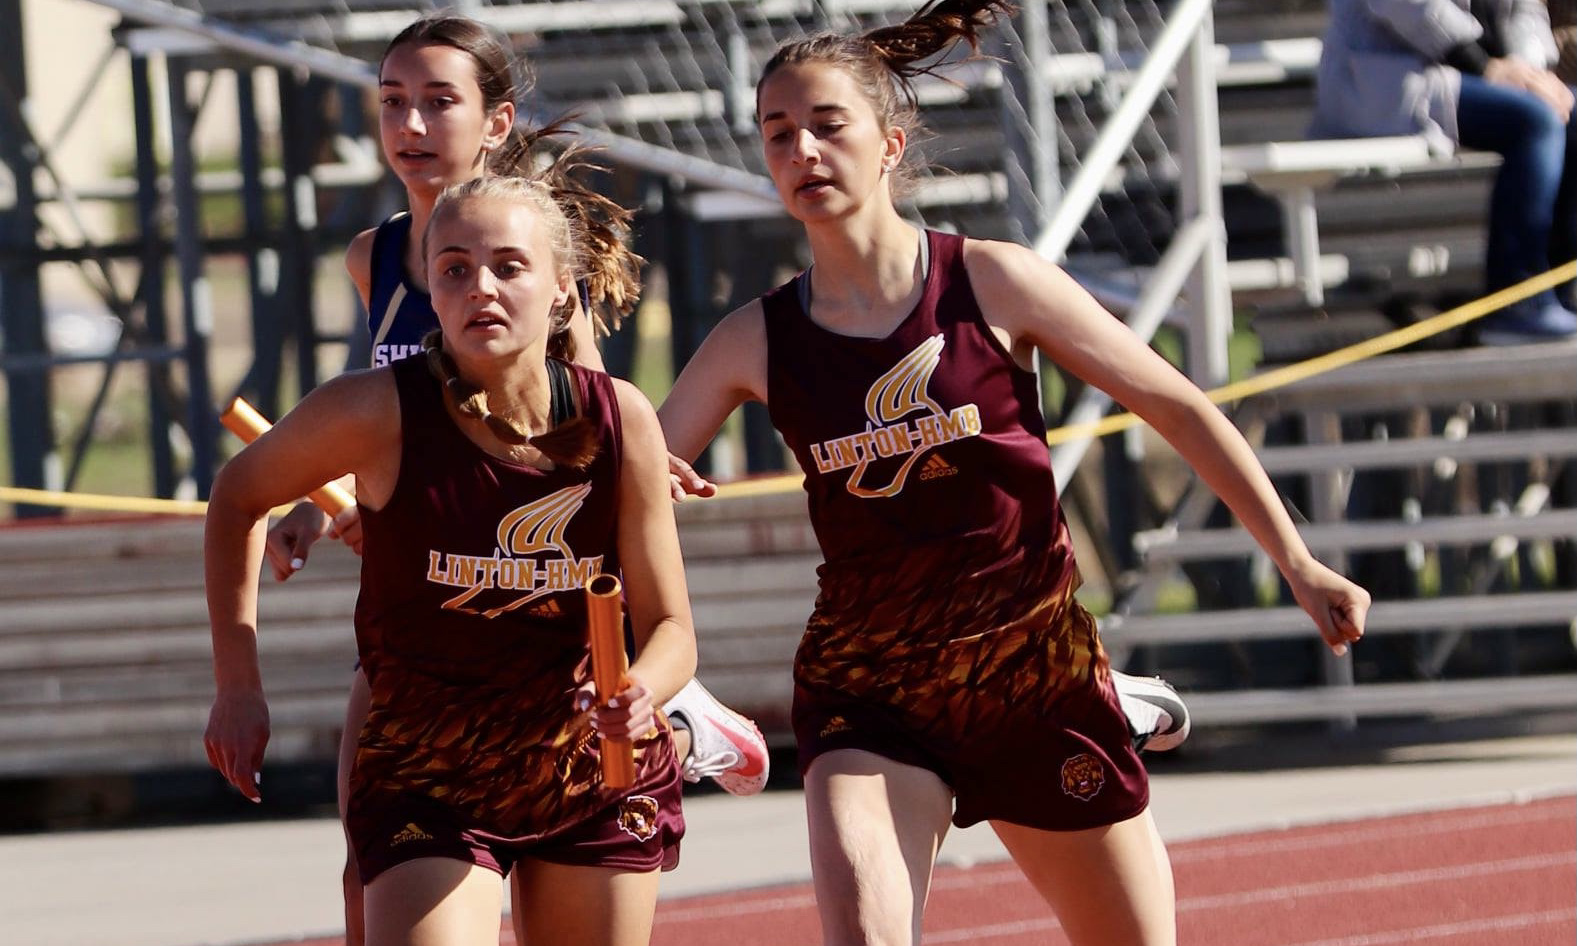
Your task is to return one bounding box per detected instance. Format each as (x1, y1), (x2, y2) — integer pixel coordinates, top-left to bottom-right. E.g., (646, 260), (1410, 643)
(966, 239), (1368, 654)
(656, 300), (770, 498)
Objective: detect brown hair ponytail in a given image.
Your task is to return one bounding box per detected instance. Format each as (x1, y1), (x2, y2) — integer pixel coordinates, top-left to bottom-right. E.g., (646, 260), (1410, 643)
(488, 118), (644, 344)
(862, 1), (1013, 81)
(757, 1), (1015, 194)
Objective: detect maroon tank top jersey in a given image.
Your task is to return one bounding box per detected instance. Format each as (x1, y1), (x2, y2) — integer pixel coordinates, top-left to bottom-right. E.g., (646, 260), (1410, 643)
(766, 231), (1142, 830)
(766, 228), (1069, 565)
(349, 357), (678, 846)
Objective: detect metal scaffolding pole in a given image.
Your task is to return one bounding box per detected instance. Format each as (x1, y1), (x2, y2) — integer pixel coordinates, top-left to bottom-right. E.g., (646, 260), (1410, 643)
(0, 0), (58, 517)
(129, 51), (179, 499)
(235, 66), (285, 417)
(995, 1), (1058, 244)
(279, 68), (326, 398)
(90, 0), (777, 200)
(164, 57), (218, 497)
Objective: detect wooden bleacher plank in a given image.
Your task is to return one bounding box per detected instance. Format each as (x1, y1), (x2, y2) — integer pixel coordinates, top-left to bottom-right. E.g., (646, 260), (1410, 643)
(0, 692), (350, 776)
(1221, 135), (1436, 178)
(0, 579), (360, 636)
(0, 690), (349, 744)
(0, 517), (206, 564)
(1134, 508), (1577, 563)
(1254, 428), (1577, 475)
(0, 658), (350, 710)
(0, 622), (352, 671)
(1183, 674), (1577, 725)
(692, 594), (817, 640)
(1263, 340), (1577, 412)
(1101, 591), (1577, 646)
(685, 553), (821, 598)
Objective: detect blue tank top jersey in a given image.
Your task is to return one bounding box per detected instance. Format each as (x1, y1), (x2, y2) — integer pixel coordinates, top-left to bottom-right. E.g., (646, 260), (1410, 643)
(366, 213), (438, 368)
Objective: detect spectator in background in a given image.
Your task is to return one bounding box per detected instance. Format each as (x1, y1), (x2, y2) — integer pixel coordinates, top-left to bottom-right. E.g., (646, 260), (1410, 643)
(1551, 0), (1577, 81)
(1312, 0), (1577, 343)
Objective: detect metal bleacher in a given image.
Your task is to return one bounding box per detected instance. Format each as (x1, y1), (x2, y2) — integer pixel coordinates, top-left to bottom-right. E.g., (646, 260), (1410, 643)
(1, 0), (1572, 783)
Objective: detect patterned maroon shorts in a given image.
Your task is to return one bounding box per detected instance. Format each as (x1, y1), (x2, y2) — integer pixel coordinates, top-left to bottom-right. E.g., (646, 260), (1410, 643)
(350, 774), (685, 884)
(794, 665), (1149, 832)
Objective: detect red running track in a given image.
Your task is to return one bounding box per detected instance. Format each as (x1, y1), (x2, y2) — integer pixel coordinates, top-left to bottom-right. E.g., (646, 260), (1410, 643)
(650, 796), (1576, 946)
(288, 796), (1576, 945)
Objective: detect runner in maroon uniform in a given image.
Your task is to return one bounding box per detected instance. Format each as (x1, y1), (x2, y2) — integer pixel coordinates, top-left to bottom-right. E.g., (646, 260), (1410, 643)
(659, 2), (1371, 944)
(765, 227), (1151, 832)
(258, 14), (768, 946)
(206, 174), (695, 946)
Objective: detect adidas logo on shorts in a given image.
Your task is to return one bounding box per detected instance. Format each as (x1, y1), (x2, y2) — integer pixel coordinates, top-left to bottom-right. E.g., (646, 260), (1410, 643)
(391, 822), (433, 845)
(918, 453), (958, 481)
(819, 716), (852, 738)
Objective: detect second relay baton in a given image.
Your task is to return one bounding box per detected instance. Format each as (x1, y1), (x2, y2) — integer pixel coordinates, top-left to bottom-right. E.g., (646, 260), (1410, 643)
(219, 397), (355, 516)
(584, 573), (637, 789)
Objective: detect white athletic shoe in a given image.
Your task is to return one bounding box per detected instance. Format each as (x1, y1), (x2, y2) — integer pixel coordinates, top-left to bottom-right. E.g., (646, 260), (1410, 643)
(1112, 669), (1191, 753)
(663, 679), (771, 796)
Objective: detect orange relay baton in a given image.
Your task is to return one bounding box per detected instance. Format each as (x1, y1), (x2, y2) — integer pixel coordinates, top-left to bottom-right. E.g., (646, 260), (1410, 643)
(219, 397), (355, 517)
(584, 573), (637, 789)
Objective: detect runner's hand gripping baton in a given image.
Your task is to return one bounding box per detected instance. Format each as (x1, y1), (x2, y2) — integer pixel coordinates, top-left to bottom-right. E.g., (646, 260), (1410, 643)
(219, 397), (355, 516)
(585, 574), (637, 789)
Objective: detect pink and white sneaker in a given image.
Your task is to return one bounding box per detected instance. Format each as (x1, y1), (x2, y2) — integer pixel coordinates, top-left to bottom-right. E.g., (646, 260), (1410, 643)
(663, 679), (770, 796)
(1113, 669), (1191, 753)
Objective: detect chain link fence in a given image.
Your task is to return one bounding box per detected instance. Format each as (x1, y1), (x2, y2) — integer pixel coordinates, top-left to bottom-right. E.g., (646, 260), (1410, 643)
(149, 0), (1189, 267)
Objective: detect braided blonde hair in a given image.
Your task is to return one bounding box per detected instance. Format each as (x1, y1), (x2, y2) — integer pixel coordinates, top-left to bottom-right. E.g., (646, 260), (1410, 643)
(421, 176), (598, 470)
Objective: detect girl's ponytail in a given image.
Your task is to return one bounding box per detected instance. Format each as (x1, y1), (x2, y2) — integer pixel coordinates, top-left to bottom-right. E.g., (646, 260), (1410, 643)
(756, 1), (1015, 195)
(863, 1), (1015, 86)
(488, 117), (643, 341)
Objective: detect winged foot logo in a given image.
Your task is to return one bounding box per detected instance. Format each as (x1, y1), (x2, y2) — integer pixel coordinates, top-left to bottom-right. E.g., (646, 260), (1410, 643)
(426, 483), (604, 618)
(806, 334), (981, 498)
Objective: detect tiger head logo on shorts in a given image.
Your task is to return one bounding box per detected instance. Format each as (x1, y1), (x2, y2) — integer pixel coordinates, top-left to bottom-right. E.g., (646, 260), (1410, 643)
(617, 794), (661, 841)
(1060, 753), (1105, 802)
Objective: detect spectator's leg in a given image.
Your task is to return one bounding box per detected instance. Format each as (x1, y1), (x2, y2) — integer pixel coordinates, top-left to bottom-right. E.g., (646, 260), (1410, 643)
(1457, 75), (1577, 342)
(1457, 76), (1565, 292)
(1553, 88), (1577, 308)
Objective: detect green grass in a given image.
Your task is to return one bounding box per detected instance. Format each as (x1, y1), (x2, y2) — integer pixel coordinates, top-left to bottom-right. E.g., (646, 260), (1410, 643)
(1076, 577), (1197, 618)
(0, 382), (164, 502)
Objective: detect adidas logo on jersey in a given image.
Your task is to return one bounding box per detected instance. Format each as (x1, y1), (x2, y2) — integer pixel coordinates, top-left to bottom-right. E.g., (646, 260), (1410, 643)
(528, 599), (565, 619)
(918, 453), (958, 481)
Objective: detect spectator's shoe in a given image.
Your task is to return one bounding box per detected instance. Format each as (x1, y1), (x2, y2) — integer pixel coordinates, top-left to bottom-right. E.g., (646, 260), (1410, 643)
(1113, 670), (1191, 753)
(664, 679), (771, 796)
(1477, 298), (1577, 346)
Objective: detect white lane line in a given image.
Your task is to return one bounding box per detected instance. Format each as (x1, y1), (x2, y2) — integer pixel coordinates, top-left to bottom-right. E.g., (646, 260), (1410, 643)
(1171, 801), (1573, 864)
(1176, 851), (1573, 910)
(922, 852), (1573, 942)
(658, 891), (817, 923)
(1279, 908), (1576, 946)
(654, 807), (1574, 926)
(925, 802), (1573, 892)
(924, 907), (1577, 945)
